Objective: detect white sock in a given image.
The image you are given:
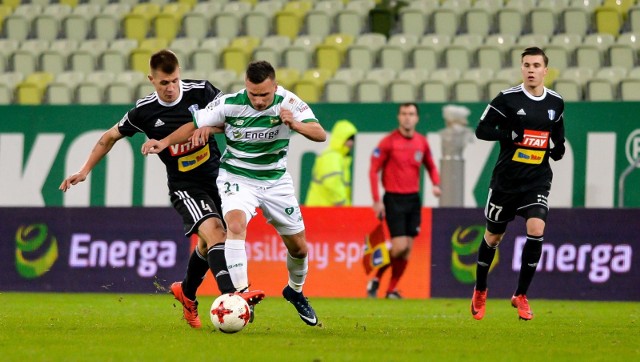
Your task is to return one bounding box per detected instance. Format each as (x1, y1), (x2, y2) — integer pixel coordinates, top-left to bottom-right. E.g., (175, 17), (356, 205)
(287, 252), (308, 292)
(225, 239), (248, 291)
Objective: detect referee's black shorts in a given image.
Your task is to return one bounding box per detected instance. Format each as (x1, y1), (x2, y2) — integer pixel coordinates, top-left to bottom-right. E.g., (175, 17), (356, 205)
(169, 182), (223, 236)
(383, 192), (422, 238)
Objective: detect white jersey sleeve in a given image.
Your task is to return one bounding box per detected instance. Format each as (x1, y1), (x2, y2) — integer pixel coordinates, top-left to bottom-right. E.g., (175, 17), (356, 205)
(193, 97), (226, 128)
(281, 90), (317, 122)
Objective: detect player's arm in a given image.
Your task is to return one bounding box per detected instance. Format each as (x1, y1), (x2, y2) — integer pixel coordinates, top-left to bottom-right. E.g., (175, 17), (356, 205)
(281, 108), (326, 142)
(281, 91), (326, 142)
(549, 113), (566, 161)
(141, 122), (197, 155)
(60, 125), (124, 192)
(476, 97), (522, 142)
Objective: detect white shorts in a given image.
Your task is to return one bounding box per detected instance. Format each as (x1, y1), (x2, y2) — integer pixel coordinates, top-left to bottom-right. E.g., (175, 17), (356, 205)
(216, 169), (305, 235)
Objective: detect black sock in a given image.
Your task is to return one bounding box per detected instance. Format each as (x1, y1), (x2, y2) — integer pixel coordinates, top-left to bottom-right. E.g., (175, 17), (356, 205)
(515, 235), (543, 296)
(207, 243), (236, 294)
(475, 238), (497, 291)
(182, 249), (209, 300)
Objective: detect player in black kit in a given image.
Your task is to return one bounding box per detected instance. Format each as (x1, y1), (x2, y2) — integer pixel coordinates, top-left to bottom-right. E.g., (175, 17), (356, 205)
(60, 50), (264, 328)
(469, 47), (565, 321)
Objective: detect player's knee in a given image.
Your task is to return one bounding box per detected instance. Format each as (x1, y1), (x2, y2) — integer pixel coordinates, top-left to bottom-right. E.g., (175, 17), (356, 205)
(484, 232), (504, 247)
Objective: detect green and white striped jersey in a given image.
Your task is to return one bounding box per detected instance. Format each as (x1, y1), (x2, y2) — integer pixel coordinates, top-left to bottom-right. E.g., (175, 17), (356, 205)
(193, 86), (318, 181)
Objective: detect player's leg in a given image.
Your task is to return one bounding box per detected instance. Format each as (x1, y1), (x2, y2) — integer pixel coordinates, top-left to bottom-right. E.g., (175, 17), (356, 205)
(281, 231), (319, 326)
(471, 189), (514, 320)
(169, 186), (226, 328)
(264, 173), (318, 326)
(217, 171), (263, 294)
(511, 193), (549, 320)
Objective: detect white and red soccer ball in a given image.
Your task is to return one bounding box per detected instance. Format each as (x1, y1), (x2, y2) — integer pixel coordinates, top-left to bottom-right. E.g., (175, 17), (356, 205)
(210, 293), (251, 333)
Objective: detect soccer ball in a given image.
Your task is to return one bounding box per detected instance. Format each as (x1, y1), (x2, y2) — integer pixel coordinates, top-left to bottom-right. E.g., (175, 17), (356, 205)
(210, 293), (251, 333)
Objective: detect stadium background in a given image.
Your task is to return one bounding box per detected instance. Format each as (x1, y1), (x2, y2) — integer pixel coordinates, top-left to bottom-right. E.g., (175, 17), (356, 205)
(0, 0), (639, 302)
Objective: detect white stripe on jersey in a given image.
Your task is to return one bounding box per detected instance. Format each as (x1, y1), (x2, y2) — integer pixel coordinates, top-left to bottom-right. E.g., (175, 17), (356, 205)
(501, 84), (522, 95)
(136, 93), (157, 107)
(547, 88), (562, 99)
(175, 190), (203, 221)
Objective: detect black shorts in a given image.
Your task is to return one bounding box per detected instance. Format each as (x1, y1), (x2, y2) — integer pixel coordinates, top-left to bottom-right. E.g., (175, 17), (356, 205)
(169, 182), (223, 236)
(383, 192), (422, 238)
(484, 188), (549, 234)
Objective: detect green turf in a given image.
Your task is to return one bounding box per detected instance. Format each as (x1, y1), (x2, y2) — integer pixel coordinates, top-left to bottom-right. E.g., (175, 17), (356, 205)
(1, 292), (638, 361)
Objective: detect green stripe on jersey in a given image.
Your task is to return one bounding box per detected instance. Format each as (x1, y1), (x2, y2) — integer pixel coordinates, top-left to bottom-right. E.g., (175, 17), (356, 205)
(227, 115), (283, 128)
(226, 138), (289, 153)
(221, 163), (285, 180)
(225, 150), (287, 165)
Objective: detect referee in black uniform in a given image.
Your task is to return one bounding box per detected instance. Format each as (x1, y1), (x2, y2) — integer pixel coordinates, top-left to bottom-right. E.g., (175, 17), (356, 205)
(469, 47), (566, 321)
(60, 50), (263, 329)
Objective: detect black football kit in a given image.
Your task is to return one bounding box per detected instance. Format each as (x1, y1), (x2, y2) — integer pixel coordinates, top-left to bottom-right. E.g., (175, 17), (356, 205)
(117, 79), (224, 234)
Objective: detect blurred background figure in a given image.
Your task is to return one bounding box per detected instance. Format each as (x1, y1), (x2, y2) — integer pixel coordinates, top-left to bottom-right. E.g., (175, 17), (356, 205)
(368, 103), (440, 299)
(305, 120), (357, 206)
(439, 104), (474, 206)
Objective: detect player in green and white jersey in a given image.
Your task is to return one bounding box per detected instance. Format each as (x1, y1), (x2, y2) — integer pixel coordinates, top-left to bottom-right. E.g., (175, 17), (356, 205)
(142, 61), (326, 327)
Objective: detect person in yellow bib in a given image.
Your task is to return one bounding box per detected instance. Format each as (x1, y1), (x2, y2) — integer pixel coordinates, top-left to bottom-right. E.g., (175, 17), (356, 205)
(305, 120), (357, 207)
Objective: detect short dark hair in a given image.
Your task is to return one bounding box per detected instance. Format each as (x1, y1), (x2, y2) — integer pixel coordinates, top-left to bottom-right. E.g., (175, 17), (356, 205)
(149, 49), (179, 74)
(399, 102), (419, 114)
(521, 47), (548, 67)
(246, 60), (276, 84)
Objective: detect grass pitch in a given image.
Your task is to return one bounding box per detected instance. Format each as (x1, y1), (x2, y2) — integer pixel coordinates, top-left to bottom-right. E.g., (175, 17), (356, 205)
(1, 292), (638, 362)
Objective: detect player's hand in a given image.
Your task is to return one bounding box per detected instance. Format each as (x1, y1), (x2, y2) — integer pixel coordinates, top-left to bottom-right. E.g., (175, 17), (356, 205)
(373, 201), (385, 220)
(432, 185), (442, 197)
(190, 127), (212, 146)
(281, 109), (296, 130)
(511, 119), (524, 143)
(549, 143), (565, 161)
(141, 139), (167, 155)
(59, 172), (87, 192)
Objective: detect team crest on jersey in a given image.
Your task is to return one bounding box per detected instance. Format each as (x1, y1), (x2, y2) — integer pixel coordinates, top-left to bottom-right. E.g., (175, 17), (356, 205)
(188, 104), (199, 115)
(232, 130), (243, 139)
(414, 151), (423, 162)
(285, 207), (294, 215)
(548, 110), (556, 120)
(372, 147), (381, 157)
(270, 117), (280, 125)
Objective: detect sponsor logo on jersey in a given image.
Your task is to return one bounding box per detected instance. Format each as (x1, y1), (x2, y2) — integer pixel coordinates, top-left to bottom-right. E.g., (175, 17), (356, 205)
(234, 119), (245, 126)
(154, 119), (164, 127)
(515, 130), (549, 149)
(245, 129), (280, 140)
(548, 109), (556, 120)
(178, 144), (210, 171)
(517, 109), (526, 116)
(512, 148), (545, 164)
(169, 141), (201, 156)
